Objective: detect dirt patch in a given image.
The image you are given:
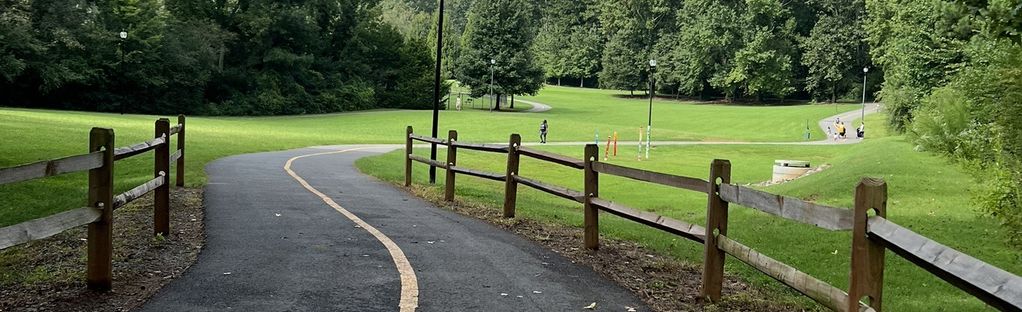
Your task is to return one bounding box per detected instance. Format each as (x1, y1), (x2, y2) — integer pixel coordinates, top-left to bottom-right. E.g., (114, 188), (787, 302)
(0, 188), (204, 312)
(403, 184), (812, 312)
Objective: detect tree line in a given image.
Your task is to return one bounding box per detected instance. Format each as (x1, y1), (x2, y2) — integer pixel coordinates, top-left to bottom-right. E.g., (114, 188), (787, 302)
(384, 0), (1022, 246)
(0, 0), (439, 115)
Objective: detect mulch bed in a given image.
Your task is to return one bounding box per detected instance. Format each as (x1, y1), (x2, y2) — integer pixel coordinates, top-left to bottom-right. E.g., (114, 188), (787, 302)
(405, 184), (814, 312)
(0, 188), (204, 312)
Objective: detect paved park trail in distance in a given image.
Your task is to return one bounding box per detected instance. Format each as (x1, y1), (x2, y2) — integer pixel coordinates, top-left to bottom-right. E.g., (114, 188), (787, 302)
(140, 146), (646, 312)
(514, 100), (881, 147)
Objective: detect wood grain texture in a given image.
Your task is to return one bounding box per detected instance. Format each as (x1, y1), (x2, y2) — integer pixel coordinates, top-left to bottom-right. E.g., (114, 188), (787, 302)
(444, 130), (458, 201)
(154, 118), (171, 236)
(583, 144), (599, 250)
(849, 178), (887, 311)
(718, 184), (853, 231)
(175, 115), (186, 187)
(112, 174), (166, 210)
(518, 147), (585, 169)
(717, 235), (866, 312)
(452, 142), (508, 153)
(449, 166), (505, 182)
(170, 149), (182, 164)
(0, 207), (101, 250)
(592, 162), (708, 193)
(0, 152), (103, 185)
(409, 133), (447, 145)
(702, 159), (731, 301)
(405, 126), (413, 187)
(503, 134), (521, 218)
(868, 216), (1022, 311)
(113, 136), (167, 160)
(408, 154), (448, 169)
(87, 127), (115, 290)
(513, 175), (584, 203)
(589, 198), (706, 243)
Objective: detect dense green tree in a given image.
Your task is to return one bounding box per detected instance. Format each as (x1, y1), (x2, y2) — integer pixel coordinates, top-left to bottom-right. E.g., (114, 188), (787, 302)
(670, 0), (741, 98)
(865, 0), (972, 129)
(598, 0), (677, 93)
(455, 0), (543, 110)
(534, 0), (602, 86)
(800, 0), (867, 103)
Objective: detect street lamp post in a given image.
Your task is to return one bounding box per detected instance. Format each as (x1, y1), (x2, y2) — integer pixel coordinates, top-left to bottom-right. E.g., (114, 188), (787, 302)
(861, 67), (869, 122)
(489, 59), (495, 111)
(428, 0), (445, 184)
(646, 59), (656, 159)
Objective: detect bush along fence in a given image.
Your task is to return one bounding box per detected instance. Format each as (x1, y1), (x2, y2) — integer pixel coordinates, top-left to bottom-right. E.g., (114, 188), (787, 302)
(404, 126), (1022, 312)
(0, 115), (187, 291)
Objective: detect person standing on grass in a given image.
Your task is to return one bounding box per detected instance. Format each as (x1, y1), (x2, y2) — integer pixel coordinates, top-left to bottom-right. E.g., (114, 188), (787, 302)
(540, 120), (548, 144)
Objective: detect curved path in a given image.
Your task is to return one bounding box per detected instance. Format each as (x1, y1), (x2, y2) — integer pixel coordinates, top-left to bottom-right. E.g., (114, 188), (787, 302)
(514, 98), (553, 113)
(140, 146), (645, 311)
(517, 103), (881, 147)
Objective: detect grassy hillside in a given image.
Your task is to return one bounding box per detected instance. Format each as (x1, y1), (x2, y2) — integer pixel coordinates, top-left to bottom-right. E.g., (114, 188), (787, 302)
(356, 113), (1020, 311)
(0, 88), (853, 226)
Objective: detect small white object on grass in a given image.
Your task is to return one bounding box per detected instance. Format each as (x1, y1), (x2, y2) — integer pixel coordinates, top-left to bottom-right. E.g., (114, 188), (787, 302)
(583, 302), (597, 310)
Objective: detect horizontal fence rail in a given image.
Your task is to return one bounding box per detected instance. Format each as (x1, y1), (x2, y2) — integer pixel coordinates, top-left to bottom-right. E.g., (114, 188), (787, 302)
(518, 147), (584, 169)
(112, 173), (166, 210)
(868, 217), (1022, 310)
(0, 206), (101, 250)
(0, 152), (104, 185)
(513, 175), (584, 203)
(0, 115), (187, 291)
(590, 198), (705, 243)
(719, 184), (854, 231)
(592, 162), (708, 193)
(402, 126), (1022, 312)
(717, 235), (870, 312)
(449, 167), (504, 182)
(114, 135), (166, 160)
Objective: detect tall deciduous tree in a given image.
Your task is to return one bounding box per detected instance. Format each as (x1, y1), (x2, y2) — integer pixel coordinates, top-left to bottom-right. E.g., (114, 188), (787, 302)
(455, 0), (543, 110)
(800, 0), (867, 103)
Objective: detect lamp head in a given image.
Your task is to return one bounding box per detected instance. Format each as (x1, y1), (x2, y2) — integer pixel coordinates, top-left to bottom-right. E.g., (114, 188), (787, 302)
(863, 67), (869, 73)
(649, 59), (657, 67)
(119, 31), (127, 39)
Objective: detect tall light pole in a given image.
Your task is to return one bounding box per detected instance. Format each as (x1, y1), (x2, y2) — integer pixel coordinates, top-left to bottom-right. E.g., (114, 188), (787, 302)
(428, 0), (445, 184)
(646, 59), (656, 159)
(489, 59), (495, 111)
(861, 67), (869, 122)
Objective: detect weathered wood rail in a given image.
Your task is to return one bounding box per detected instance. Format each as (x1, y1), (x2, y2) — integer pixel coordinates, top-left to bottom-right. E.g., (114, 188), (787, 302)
(0, 115), (187, 291)
(404, 126), (1022, 312)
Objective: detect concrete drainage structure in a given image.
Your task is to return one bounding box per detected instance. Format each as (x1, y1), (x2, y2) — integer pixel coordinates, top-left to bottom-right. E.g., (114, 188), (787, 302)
(772, 160), (811, 183)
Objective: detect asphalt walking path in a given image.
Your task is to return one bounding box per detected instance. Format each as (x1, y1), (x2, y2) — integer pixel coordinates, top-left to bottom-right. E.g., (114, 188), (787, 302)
(140, 146), (646, 311)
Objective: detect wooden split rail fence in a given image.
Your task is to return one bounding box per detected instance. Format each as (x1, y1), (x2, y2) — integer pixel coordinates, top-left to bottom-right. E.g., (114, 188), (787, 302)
(0, 115), (187, 291)
(405, 126), (1022, 312)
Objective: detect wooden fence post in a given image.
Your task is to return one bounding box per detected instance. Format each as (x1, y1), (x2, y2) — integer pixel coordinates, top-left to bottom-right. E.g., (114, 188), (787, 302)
(405, 126), (413, 187)
(502, 133), (521, 218)
(154, 118), (171, 236)
(175, 114), (185, 187)
(583, 144), (600, 250)
(87, 128), (115, 291)
(849, 177), (888, 311)
(444, 130), (458, 201)
(701, 159), (731, 301)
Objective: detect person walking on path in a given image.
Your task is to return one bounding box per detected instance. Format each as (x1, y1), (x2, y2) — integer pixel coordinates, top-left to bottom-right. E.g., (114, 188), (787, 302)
(540, 120), (548, 144)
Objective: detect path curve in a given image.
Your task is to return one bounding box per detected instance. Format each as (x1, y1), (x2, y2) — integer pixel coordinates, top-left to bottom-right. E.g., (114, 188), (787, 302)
(140, 146), (646, 311)
(509, 103), (881, 147)
(513, 98), (552, 113)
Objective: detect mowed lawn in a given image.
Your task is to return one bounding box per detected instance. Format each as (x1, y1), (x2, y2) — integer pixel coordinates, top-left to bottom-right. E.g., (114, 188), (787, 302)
(356, 112), (1021, 311)
(0, 86), (853, 227)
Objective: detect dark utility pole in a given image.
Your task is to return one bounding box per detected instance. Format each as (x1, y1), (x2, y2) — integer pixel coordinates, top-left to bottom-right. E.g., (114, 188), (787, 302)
(429, 0), (445, 184)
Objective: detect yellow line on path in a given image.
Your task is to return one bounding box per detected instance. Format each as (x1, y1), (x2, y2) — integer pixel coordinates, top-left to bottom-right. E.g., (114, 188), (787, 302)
(284, 148), (419, 312)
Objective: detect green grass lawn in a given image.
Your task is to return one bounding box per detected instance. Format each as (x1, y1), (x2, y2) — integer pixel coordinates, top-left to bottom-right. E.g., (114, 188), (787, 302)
(3, 85), (1012, 310)
(0, 87), (853, 227)
(356, 112), (1020, 311)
